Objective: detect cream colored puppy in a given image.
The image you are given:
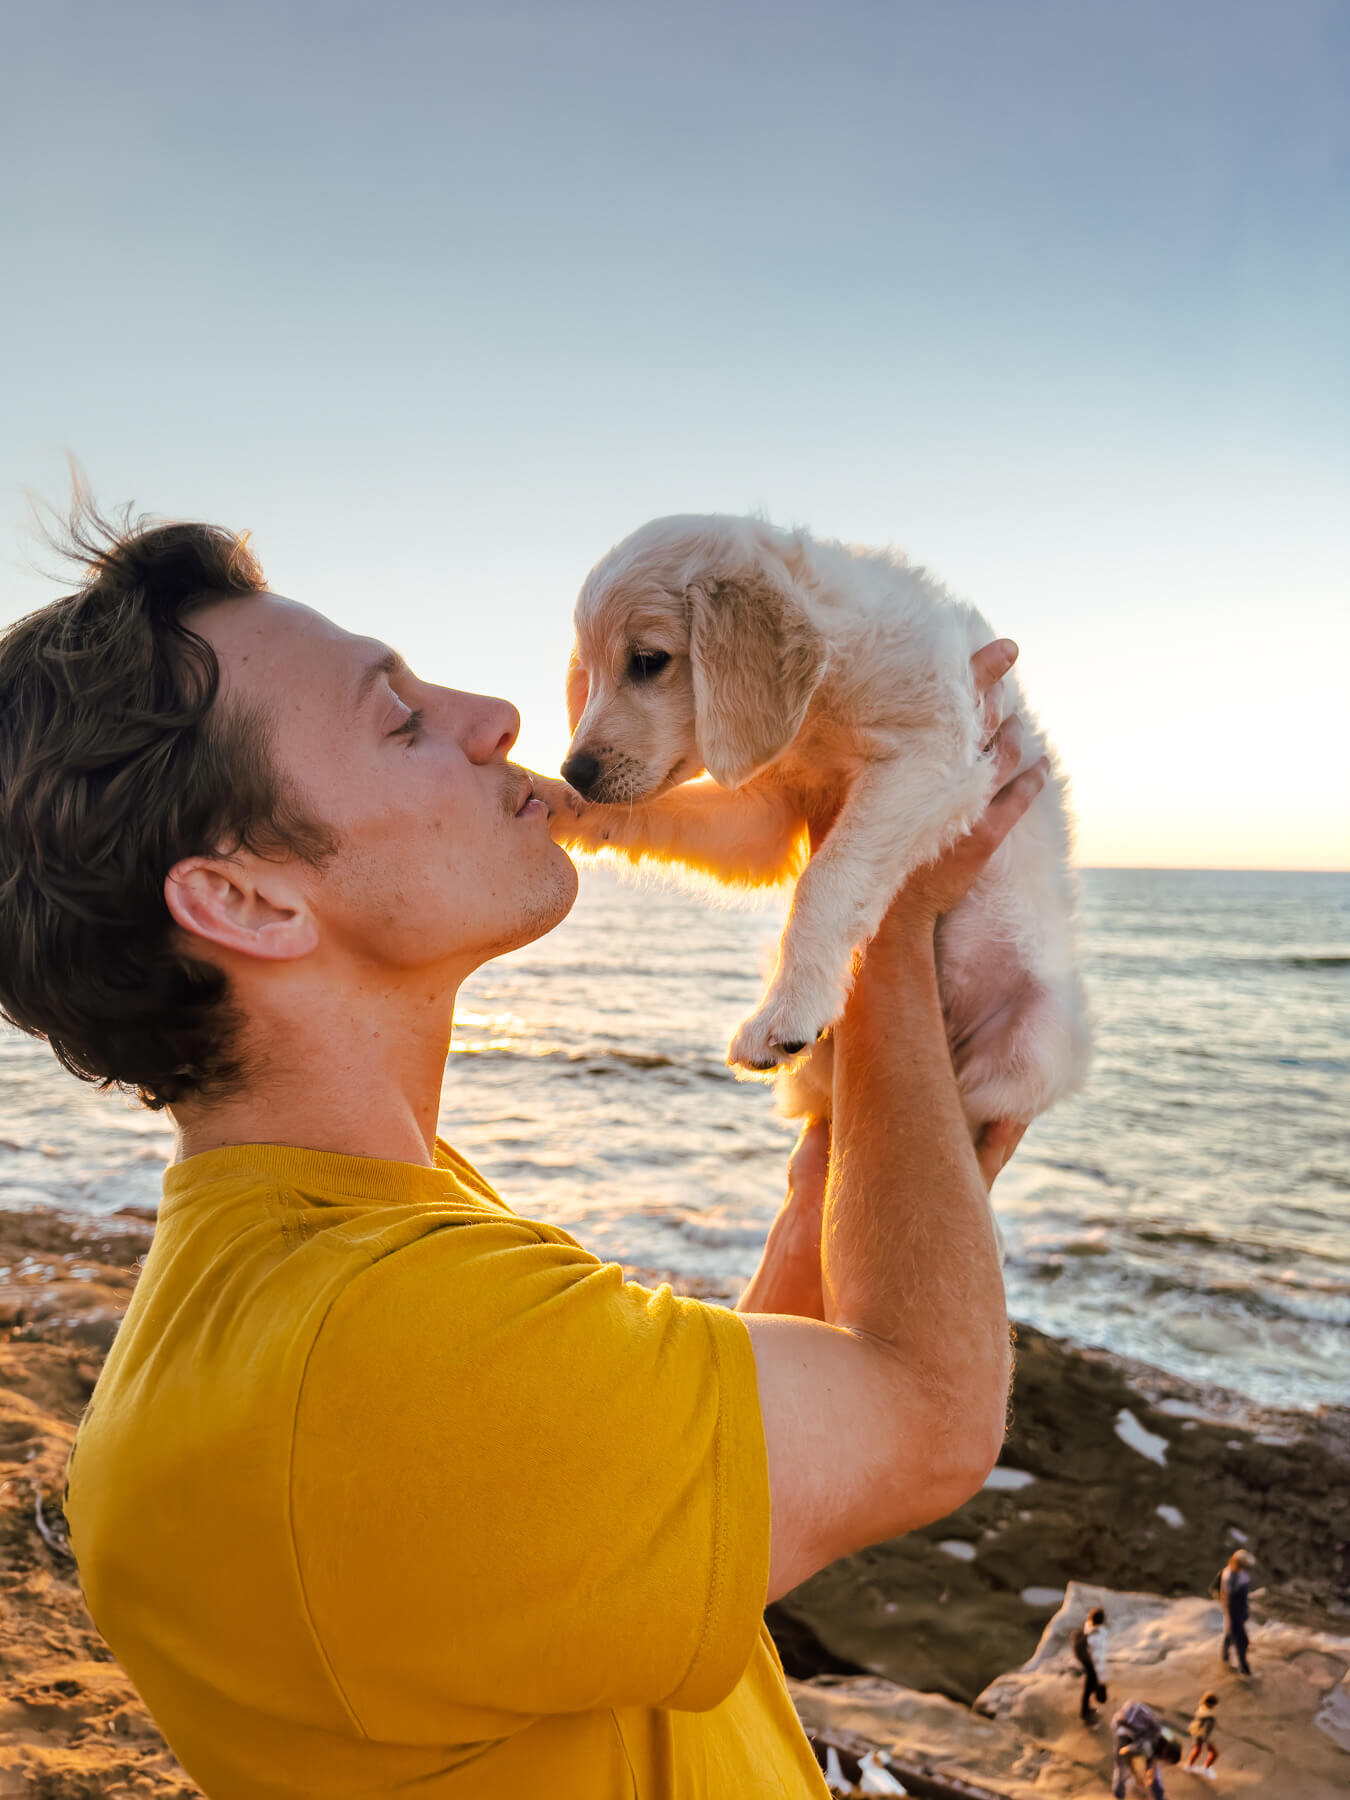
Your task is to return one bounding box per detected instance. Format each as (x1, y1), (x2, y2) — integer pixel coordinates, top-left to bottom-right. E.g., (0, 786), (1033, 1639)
(553, 514), (1090, 1128)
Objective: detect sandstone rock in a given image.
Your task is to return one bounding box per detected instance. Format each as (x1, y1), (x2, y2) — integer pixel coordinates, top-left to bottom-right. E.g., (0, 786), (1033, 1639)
(793, 1582), (1350, 1799)
(772, 1325), (1350, 1702)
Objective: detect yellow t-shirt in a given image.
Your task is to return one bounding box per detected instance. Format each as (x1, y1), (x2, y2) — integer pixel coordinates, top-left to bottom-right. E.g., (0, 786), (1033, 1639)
(66, 1140), (828, 1799)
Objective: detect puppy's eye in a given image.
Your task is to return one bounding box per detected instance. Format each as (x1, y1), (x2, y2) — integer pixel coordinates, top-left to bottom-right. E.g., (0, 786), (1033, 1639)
(628, 649), (671, 683)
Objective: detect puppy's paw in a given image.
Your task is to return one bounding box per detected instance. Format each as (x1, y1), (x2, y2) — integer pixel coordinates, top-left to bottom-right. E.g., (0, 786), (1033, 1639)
(729, 993), (834, 1072)
(530, 773), (585, 840)
(535, 777), (620, 851)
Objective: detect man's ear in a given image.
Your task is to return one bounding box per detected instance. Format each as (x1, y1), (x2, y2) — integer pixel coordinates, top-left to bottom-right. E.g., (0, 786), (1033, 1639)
(565, 645), (589, 733)
(688, 567), (826, 788)
(164, 858), (319, 962)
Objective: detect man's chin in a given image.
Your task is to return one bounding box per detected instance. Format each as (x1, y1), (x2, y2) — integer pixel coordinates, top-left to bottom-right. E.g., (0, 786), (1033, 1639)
(494, 848), (579, 956)
(542, 845), (581, 926)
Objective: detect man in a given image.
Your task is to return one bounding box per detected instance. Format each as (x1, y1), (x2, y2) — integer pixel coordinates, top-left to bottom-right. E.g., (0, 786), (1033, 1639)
(0, 505), (1044, 1797)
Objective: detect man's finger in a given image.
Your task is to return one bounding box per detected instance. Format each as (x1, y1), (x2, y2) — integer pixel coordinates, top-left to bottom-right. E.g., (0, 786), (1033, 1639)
(981, 756), (1050, 846)
(976, 1119), (1027, 1189)
(987, 712), (1024, 783)
(995, 755), (1050, 814)
(970, 638), (1018, 700)
(981, 684), (1004, 739)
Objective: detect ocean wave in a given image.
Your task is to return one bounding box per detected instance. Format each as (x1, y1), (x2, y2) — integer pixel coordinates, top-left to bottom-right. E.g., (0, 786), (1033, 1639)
(1083, 949), (1349, 977)
(1131, 1224), (1227, 1251)
(449, 1041), (734, 1081)
(1209, 952), (1350, 973)
(1035, 1157), (1113, 1184)
(1010, 1242), (1350, 1327)
(667, 1216), (770, 1250)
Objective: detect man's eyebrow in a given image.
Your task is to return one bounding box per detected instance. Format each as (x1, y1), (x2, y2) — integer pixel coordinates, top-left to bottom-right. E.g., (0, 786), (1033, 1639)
(354, 646), (409, 708)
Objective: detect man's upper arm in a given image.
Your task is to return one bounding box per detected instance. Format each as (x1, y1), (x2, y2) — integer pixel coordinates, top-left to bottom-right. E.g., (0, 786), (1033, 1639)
(741, 1311), (1004, 1602)
(291, 1229), (773, 1732)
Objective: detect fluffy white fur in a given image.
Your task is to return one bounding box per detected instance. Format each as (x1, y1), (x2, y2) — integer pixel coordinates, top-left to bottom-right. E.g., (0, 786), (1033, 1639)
(556, 514), (1090, 1127)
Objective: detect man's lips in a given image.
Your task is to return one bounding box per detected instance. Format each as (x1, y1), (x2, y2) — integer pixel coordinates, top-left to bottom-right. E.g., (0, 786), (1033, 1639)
(510, 772), (547, 819)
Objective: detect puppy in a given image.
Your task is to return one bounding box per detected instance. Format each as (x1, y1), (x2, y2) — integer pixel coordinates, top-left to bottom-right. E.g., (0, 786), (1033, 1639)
(552, 514), (1090, 1130)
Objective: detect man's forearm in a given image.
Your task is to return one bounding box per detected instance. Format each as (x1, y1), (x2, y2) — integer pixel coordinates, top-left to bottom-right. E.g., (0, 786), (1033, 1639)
(736, 1194), (825, 1319)
(824, 912), (1010, 1445)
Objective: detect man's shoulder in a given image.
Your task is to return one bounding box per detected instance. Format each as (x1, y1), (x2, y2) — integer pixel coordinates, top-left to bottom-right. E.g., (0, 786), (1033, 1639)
(95, 1147), (587, 1420)
(157, 1140), (550, 1269)
(293, 1206), (747, 1441)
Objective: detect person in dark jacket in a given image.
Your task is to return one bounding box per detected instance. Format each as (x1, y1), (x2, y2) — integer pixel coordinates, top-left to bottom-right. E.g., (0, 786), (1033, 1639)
(1214, 1548), (1256, 1675)
(1071, 1605), (1108, 1725)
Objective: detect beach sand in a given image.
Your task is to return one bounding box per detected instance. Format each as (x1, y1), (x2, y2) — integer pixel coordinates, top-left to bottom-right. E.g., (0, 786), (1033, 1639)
(0, 1206), (198, 1798)
(2, 1210), (1347, 1797)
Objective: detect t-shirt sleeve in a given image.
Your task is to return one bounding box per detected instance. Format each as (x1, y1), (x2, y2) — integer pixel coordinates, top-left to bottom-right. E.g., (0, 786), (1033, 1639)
(289, 1217), (770, 1740)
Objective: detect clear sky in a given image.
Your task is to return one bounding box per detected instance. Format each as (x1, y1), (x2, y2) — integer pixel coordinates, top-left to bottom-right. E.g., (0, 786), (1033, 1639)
(3, 0), (1346, 868)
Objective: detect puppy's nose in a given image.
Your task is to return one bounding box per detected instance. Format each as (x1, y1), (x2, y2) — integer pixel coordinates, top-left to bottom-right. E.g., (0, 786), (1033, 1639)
(560, 750), (602, 798)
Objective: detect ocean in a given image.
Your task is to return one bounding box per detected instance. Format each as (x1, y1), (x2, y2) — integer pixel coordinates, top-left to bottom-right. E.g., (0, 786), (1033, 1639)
(1, 866), (1346, 1412)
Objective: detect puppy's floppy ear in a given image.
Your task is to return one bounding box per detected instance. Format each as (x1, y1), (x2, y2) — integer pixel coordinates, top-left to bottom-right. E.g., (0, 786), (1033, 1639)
(688, 567), (826, 788)
(565, 646), (589, 732)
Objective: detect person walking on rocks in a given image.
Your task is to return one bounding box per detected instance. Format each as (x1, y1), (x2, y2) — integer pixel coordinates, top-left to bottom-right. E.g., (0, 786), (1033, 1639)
(1071, 1604), (1109, 1725)
(1111, 1701), (1182, 1799)
(1185, 1691), (1221, 1779)
(1213, 1549), (1256, 1676)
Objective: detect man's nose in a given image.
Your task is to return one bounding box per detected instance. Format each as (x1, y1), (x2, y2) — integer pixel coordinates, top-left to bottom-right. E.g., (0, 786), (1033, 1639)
(462, 693), (520, 762)
(560, 749), (601, 797)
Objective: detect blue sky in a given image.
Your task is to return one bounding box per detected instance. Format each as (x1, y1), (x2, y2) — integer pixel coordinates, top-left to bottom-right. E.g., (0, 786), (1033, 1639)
(3, 0), (1346, 867)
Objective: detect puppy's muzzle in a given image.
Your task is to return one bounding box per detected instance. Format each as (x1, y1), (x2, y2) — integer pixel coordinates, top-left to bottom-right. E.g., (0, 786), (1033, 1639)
(560, 749), (602, 799)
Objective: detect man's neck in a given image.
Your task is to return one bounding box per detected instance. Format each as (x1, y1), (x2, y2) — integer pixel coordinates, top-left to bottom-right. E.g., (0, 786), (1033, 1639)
(170, 969), (462, 1169)
(172, 1086), (441, 1167)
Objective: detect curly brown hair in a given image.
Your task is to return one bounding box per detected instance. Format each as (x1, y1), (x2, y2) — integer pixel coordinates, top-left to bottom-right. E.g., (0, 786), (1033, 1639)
(0, 495), (336, 1109)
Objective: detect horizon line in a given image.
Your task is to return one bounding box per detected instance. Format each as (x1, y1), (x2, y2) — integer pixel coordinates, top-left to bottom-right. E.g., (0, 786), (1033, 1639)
(1074, 865), (1349, 875)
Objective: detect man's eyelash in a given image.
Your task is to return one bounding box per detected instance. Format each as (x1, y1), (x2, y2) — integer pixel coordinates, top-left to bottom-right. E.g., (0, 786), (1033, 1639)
(391, 709), (424, 742)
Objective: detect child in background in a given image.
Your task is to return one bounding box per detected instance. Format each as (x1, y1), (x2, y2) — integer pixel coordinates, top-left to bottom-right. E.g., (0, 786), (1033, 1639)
(1186, 1692), (1220, 1780)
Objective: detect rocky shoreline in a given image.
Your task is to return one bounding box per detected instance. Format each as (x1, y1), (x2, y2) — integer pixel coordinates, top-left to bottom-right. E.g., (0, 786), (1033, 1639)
(792, 1581), (1350, 1798)
(2, 1210), (1347, 1796)
(767, 1315), (1350, 1705)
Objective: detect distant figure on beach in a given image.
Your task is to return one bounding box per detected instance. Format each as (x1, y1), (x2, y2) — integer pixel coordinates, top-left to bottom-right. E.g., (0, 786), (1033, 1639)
(1, 500), (1044, 1799)
(1071, 1604), (1109, 1725)
(1185, 1691), (1221, 1779)
(1212, 1548), (1256, 1675)
(1111, 1701), (1182, 1798)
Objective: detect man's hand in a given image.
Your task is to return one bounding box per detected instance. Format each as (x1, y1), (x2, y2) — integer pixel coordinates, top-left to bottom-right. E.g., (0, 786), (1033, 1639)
(881, 639), (1049, 935)
(871, 637), (1043, 1175)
